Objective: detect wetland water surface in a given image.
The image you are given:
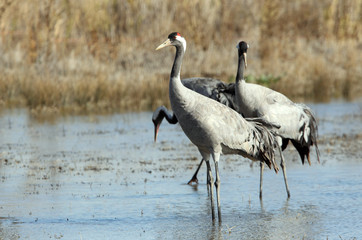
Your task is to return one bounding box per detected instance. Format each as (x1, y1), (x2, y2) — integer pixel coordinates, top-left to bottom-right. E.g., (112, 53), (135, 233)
(0, 101), (361, 239)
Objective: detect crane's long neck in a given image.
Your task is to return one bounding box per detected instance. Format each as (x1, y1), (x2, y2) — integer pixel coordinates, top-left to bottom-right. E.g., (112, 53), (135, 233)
(235, 55), (245, 84)
(235, 54), (248, 114)
(169, 44), (188, 113)
(171, 45), (184, 80)
(161, 106), (177, 124)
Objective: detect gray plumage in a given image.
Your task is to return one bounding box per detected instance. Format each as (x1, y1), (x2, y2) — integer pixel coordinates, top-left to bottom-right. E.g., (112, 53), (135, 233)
(152, 78), (279, 185)
(156, 32), (280, 221)
(235, 41), (320, 198)
(152, 77), (236, 143)
(182, 77), (236, 109)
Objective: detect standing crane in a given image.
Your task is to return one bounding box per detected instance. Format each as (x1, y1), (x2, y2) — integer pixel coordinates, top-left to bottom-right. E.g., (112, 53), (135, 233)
(152, 78), (277, 185)
(155, 32), (280, 221)
(235, 41), (320, 199)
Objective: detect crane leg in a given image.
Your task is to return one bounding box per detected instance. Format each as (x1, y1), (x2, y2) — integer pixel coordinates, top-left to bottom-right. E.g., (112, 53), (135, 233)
(280, 152), (291, 198)
(213, 152), (222, 223)
(187, 158), (204, 185)
(207, 163), (210, 195)
(205, 160), (215, 220)
(259, 162), (264, 200)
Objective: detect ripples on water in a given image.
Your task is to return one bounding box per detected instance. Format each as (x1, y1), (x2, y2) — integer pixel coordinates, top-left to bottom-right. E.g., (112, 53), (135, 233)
(0, 101), (361, 239)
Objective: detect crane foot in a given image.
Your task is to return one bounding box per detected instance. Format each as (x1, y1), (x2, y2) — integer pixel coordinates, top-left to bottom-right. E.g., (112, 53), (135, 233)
(187, 176), (199, 185)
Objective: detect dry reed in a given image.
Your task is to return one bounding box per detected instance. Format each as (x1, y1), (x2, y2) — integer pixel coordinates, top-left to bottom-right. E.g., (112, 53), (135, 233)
(0, 0), (361, 114)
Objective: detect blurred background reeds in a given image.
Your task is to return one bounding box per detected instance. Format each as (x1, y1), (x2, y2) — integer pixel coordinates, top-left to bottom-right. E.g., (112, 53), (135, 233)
(0, 0), (361, 114)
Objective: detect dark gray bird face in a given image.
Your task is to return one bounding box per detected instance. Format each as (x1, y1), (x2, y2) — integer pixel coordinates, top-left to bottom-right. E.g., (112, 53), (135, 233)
(237, 41), (249, 53)
(236, 41), (249, 68)
(152, 111), (163, 142)
(153, 119), (161, 142)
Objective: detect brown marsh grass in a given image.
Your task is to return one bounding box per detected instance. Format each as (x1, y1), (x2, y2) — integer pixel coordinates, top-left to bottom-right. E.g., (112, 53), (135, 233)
(0, 0), (361, 114)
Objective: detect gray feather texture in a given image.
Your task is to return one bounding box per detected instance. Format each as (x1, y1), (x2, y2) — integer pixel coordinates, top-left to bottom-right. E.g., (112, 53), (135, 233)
(235, 41), (319, 165)
(156, 33), (282, 220)
(163, 35), (279, 172)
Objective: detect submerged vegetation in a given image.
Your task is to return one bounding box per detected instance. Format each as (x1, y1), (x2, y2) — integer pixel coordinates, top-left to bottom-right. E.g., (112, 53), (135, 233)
(0, 0), (361, 114)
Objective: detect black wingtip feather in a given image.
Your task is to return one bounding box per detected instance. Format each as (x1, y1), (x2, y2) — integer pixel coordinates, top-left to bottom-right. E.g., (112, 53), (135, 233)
(291, 106), (320, 165)
(303, 107), (320, 163)
(252, 122), (279, 173)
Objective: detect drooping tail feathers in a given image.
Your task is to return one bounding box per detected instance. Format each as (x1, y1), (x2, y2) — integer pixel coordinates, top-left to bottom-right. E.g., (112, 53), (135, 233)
(303, 106), (320, 162)
(251, 121), (280, 173)
(293, 104), (320, 165)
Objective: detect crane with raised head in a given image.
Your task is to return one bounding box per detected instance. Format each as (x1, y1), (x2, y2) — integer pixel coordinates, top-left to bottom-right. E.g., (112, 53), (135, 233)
(235, 41), (320, 199)
(152, 78), (277, 185)
(155, 32), (280, 221)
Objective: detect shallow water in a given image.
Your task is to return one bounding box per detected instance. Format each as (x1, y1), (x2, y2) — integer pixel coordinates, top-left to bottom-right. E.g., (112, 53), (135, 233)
(0, 101), (361, 239)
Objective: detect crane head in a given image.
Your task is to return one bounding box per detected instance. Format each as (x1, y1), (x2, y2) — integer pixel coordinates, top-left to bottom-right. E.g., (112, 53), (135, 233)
(152, 119), (161, 142)
(156, 32), (187, 51)
(236, 41), (249, 69)
(152, 111), (163, 142)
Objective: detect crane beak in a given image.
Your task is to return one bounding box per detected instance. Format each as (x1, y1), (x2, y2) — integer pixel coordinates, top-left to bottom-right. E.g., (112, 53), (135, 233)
(243, 52), (247, 69)
(156, 39), (172, 50)
(154, 122), (160, 142)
